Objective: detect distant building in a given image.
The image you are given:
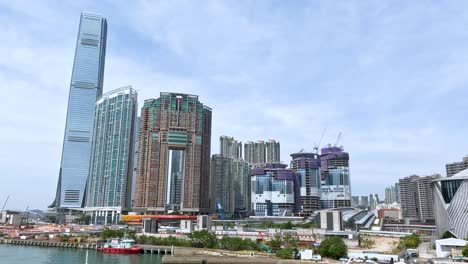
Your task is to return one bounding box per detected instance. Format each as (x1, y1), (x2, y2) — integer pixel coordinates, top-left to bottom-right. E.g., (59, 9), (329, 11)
(399, 174), (439, 224)
(219, 135), (242, 159)
(446, 156), (468, 177)
(360, 196), (369, 209)
(211, 156), (250, 217)
(50, 13), (107, 209)
(369, 193), (379, 210)
(266, 140), (281, 163)
(290, 151), (321, 215)
(316, 208), (375, 232)
(385, 185), (399, 204)
(432, 169), (468, 239)
(320, 145), (351, 209)
(250, 163), (300, 216)
(134, 93), (212, 214)
(351, 196), (360, 208)
(378, 208), (400, 220)
(244, 140), (280, 165)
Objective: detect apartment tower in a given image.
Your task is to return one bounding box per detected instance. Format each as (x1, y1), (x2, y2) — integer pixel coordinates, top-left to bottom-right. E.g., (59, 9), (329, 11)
(134, 93), (212, 214)
(85, 87), (137, 224)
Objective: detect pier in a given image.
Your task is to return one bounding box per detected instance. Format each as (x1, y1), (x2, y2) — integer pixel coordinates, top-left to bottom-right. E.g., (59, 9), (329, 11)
(0, 238), (97, 249)
(0, 238), (173, 255)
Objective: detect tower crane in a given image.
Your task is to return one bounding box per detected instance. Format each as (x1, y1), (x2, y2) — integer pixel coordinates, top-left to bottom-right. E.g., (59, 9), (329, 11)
(334, 132), (342, 147)
(0, 195), (10, 215)
(313, 128), (327, 154)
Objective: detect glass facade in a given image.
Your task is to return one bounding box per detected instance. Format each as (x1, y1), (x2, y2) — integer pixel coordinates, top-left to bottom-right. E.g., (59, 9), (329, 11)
(166, 149), (185, 210)
(52, 13), (107, 208)
(441, 180), (462, 203)
(85, 87), (137, 210)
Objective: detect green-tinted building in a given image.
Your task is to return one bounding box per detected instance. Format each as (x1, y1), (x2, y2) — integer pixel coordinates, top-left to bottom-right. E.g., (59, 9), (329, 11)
(85, 86), (138, 224)
(134, 93), (212, 214)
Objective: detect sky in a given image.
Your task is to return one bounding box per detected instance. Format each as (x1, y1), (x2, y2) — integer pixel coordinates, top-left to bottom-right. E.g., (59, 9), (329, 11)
(1, 0), (468, 210)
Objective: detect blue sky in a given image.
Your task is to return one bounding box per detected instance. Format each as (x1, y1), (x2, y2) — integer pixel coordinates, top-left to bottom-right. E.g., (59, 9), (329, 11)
(1, 1), (468, 209)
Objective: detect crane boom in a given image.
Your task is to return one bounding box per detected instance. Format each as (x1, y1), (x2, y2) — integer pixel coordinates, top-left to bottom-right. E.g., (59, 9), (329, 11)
(335, 132), (342, 146)
(1, 195), (10, 215)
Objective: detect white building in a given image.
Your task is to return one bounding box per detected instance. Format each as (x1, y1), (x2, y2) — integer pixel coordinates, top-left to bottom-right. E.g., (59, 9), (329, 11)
(432, 169), (468, 238)
(435, 238), (467, 258)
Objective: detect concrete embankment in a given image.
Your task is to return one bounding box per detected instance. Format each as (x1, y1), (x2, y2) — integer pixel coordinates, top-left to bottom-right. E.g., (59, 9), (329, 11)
(162, 256), (334, 264)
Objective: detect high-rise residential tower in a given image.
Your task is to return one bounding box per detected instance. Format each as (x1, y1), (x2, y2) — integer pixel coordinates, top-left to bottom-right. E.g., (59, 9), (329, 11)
(211, 136), (250, 217)
(51, 13), (107, 209)
(134, 93), (212, 214)
(290, 150), (321, 215)
(84, 87), (137, 224)
(219, 136), (242, 159)
(266, 140), (281, 163)
(320, 145), (351, 209)
(244, 140), (280, 165)
(399, 174), (439, 223)
(446, 156), (468, 177)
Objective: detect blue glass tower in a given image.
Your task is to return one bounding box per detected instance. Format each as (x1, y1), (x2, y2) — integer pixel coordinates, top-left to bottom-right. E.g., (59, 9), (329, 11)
(51, 13), (107, 209)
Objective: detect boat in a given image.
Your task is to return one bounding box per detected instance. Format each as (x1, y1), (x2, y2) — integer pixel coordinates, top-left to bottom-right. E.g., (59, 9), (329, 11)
(97, 238), (143, 254)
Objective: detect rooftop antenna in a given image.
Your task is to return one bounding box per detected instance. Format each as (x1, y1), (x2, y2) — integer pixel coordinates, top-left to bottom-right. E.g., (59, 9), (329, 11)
(313, 128), (327, 153)
(335, 132), (342, 147)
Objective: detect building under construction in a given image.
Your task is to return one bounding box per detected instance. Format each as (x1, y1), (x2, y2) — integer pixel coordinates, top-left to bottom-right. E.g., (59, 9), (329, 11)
(134, 93), (212, 215)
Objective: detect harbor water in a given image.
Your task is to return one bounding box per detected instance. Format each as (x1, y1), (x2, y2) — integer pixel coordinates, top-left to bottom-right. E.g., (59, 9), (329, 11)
(0, 244), (163, 264)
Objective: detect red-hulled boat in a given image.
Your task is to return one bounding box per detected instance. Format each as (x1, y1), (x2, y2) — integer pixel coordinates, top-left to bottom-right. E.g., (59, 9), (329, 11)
(97, 238), (142, 254)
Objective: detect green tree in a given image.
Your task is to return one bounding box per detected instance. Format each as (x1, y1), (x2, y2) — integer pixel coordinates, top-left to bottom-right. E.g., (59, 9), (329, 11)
(268, 234), (283, 251)
(282, 234), (298, 248)
(317, 236), (348, 260)
(101, 229), (125, 239)
(187, 230), (217, 248)
(276, 247), (294, 259)
(219, 237), (244, 251)
(462, 244), (468, 257)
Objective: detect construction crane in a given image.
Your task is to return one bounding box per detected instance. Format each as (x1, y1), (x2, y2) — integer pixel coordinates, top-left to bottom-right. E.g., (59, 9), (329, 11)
(313, 128), (327, 154)
(334, 132), (342, 147)
(20, 206), (30, 229)
(0, 195), (10, 215)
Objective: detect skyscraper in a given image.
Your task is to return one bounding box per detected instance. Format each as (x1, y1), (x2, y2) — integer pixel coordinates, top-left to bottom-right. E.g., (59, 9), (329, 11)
(320, 145), (351, 209)
(399, 174), (439, 223)
(85, 87), (137, 224)
(219, 135), (242, 159)
(266, 140), (281, 163)
(446, 156), (468, 177)
(244, 140), (280, 165)
(211, 154), (250, 217)
(385, 183), (400, 204)
(51, 13), (107, 209)
(369, 193), (379, 210)
(290, 150), (321, 215)
(211, 136), (250, 217)
(134, 93), (212, 214)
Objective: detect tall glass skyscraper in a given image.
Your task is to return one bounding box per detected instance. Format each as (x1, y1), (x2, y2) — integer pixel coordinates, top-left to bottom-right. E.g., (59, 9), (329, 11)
(51, 13), (107, 209)
(85, 87), (137, 224)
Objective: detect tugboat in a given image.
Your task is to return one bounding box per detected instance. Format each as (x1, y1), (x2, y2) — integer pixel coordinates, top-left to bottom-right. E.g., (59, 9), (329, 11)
(97, 238), (143, 254)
